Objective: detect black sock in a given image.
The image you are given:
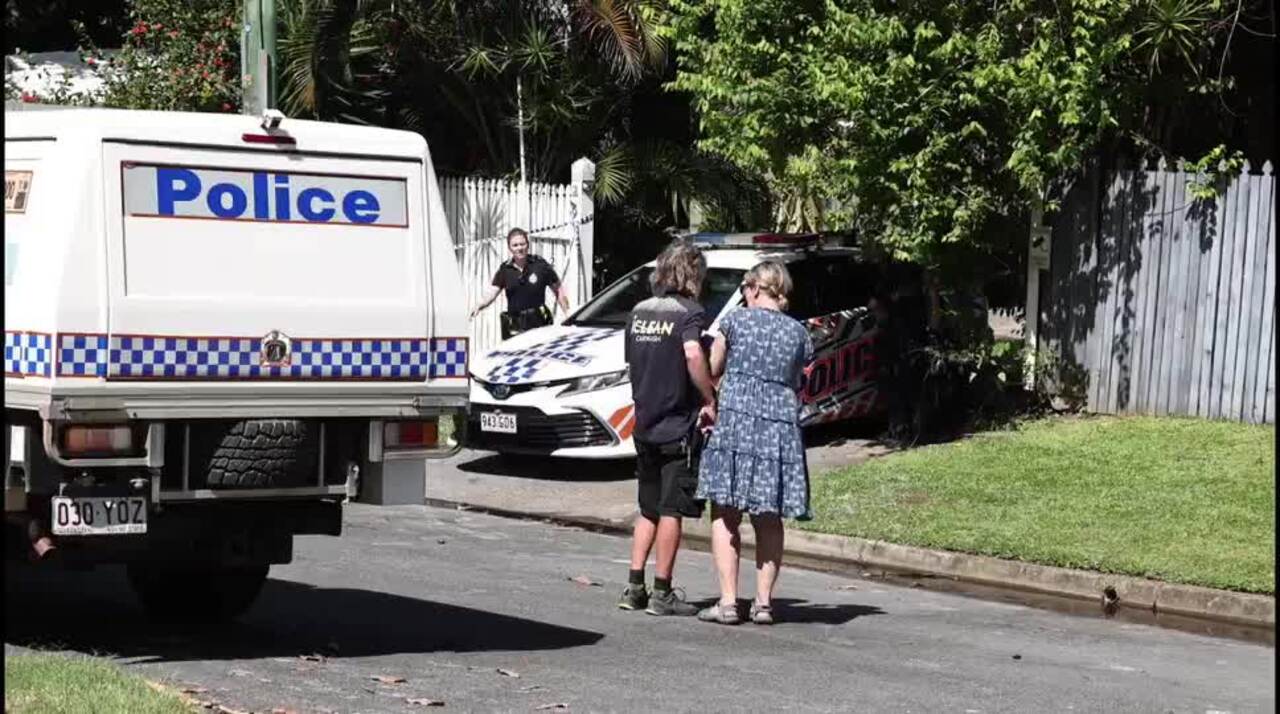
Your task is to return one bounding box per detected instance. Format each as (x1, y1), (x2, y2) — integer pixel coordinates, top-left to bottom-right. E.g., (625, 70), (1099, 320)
(653, 577), (672, 593)
(628, 569), (645, 586)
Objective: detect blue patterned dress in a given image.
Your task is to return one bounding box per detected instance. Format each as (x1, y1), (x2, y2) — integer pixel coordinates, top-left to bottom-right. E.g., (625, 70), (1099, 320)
(697, 307), (814, 520)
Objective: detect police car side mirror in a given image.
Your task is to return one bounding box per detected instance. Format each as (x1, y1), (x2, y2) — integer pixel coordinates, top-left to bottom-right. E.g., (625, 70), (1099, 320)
(260, 109), (285, 131)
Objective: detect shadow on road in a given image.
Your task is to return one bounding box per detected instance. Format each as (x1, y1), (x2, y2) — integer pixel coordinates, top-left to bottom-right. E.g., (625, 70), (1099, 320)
(6, 564), (604, 661)
(684, 596), (886, 625)
(802, 417), (891, 450)
(456, 453), (635, 482)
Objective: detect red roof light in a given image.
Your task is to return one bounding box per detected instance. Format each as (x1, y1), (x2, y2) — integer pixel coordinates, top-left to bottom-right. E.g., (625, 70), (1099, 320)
(241, 132), (296, 145)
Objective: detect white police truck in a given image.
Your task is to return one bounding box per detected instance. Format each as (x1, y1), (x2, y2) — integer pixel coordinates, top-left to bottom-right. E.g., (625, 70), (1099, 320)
(4, 107), (469, 621)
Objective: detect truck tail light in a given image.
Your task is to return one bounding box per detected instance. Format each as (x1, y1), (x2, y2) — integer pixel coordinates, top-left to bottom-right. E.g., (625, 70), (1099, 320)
(61, 425), (135, 457)
(383, 420), (440, 450)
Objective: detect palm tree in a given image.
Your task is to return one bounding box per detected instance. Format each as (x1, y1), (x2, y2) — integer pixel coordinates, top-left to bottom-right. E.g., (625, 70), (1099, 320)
(276, 0), (384, 122)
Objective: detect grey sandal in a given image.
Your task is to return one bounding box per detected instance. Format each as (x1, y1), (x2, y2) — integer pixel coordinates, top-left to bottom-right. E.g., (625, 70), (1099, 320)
(697, 602), (741, 625)
(749, 602), (775, 625)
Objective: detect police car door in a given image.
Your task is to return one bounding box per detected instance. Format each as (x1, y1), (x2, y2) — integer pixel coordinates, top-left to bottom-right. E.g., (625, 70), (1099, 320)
(791, 257), (885, 425)
(100, 141), (428, 382)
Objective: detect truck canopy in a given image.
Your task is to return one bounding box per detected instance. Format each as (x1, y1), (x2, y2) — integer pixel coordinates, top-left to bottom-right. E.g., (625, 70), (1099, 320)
(5, 108), (468, 420)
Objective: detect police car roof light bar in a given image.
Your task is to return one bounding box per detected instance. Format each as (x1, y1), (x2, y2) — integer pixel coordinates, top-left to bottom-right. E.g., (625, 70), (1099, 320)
(686, 232), (821, 248)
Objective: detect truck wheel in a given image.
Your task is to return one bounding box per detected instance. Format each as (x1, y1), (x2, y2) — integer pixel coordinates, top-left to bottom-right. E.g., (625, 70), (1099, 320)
(126, 564), (269, 623)
(206, 419), (315, 488)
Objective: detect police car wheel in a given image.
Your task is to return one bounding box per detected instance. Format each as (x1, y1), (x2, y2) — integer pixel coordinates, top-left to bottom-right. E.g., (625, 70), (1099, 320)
(206, 419), (315, 489)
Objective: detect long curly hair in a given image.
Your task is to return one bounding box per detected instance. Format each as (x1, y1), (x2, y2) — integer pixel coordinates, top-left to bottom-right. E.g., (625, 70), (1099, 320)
(650, 238), (707, 298)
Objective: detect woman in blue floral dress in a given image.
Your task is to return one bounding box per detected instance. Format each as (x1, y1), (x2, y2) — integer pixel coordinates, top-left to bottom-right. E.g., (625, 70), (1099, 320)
(696, 260), (813, 625)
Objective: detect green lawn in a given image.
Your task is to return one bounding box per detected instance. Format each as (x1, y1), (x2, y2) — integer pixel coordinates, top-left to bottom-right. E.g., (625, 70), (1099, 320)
(801, 415), (1276, 593)
(5, 653), (192, 713)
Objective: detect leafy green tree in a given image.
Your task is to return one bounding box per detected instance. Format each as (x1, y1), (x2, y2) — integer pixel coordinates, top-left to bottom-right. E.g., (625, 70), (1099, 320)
(668, 0), (1266, 275)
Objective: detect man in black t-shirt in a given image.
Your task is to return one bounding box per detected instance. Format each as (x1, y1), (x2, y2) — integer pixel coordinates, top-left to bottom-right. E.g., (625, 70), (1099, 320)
(617, 238), (717, 617)
(470, 228), (572, 339)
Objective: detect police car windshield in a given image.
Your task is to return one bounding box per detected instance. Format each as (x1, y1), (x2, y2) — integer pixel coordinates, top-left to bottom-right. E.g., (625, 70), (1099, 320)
(567, 267), (745, 327)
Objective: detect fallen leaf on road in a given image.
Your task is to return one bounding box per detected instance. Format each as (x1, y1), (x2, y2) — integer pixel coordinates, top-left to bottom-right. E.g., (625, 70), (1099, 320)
(833, 585), (858, 591)
(1011, 654), (1022, 661)
(372, 675), (407, 684)
(536, 704), (569, 710)
(407, 698), (446, 707)
(568, 575), (601, 587)
(437, 538), (448, 544)
(181, 686), (210, 695)
(497, 668), (521, 678)
(271, 708), (301, 714)
(299, 654), (326, 663)
(519, 685), (548, 693)
(216, 706), (251, 714)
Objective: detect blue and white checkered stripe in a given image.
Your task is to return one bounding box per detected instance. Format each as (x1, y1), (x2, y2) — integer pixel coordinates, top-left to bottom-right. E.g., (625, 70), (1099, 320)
(485, 328), (617, 384)
(4, 332), (53, 378)
(49, 334), (467, 380)
(427, 337), (468, 379)
(58, 334), (110, 377)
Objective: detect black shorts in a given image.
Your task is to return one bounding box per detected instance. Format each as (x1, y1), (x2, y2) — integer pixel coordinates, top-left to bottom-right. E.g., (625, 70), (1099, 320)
(635, 438), (704, 520)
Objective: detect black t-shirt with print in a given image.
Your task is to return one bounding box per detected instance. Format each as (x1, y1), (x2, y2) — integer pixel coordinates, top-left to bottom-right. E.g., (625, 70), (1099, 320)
(491, 255), (560, 313)
(625, 293), (707, 445)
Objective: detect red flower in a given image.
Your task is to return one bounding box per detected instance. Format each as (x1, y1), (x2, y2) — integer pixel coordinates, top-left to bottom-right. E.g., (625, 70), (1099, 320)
(222, 102), (233, 111)
(202, 71), (211, 79)
(168, 30), (179, 39)
(20, 92), (38, 103)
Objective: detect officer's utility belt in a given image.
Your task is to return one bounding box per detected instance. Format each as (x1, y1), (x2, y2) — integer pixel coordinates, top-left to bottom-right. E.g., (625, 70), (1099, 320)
(501, 305), (553, 334)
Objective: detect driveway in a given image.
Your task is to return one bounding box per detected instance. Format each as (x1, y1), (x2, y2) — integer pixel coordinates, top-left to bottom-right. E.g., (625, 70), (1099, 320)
(426, 424), (894, 526)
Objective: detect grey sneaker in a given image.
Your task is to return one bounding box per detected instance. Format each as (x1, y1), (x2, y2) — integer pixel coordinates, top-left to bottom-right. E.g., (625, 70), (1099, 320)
(617, 584), (649, 611)
(645, 587), (698, 616)
(697, 602), (742, 625)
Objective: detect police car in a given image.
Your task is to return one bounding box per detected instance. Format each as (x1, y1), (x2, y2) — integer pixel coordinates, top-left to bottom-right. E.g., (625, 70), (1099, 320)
(466, 232), (888, 459)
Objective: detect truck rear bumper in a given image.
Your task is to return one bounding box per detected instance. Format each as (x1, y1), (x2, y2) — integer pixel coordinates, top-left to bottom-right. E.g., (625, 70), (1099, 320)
(6, 379), (466, 420)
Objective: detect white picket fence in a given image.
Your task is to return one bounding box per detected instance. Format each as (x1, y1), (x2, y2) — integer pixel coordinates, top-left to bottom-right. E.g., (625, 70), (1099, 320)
(440, 158), (596, 355)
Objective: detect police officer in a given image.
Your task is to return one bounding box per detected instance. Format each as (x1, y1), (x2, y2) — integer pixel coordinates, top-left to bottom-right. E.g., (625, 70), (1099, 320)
(616, 237), (717, 617)
(470, 228), (571, 339)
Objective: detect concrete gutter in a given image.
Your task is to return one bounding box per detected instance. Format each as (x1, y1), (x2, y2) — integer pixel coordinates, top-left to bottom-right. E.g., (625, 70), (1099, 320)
(424, 497), (1274, 631)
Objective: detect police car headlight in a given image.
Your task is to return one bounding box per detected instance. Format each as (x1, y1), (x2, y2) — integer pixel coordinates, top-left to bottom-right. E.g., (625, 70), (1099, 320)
(560, 368), (630, 396)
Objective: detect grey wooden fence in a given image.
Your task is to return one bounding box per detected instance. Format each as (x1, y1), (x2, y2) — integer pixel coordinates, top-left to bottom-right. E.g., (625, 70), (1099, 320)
(1040, 159), (1275, 424)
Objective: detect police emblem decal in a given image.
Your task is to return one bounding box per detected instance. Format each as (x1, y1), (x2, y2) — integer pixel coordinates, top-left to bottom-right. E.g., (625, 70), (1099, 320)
(261, 330), (292, 366)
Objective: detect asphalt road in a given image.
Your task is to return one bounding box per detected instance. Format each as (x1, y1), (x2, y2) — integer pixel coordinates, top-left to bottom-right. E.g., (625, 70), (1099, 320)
(5, 504), (1274, 714)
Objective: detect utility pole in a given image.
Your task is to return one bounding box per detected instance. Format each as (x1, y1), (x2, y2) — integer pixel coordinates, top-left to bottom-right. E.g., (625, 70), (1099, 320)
(240, 0), (278, 115)
(516, 74), (530, 228)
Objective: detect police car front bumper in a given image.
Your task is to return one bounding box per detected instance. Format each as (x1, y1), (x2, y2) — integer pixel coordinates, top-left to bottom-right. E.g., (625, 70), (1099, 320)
(466, 380), (636, 459)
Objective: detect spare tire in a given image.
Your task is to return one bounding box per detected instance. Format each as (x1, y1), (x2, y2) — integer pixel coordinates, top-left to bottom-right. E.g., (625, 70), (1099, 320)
(206, 419), (315, 488)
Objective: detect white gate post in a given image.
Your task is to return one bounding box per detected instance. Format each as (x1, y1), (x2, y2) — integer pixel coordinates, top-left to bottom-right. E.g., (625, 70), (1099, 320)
(570, 157), (596, 310)
(1024, 202), (1052, 390)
